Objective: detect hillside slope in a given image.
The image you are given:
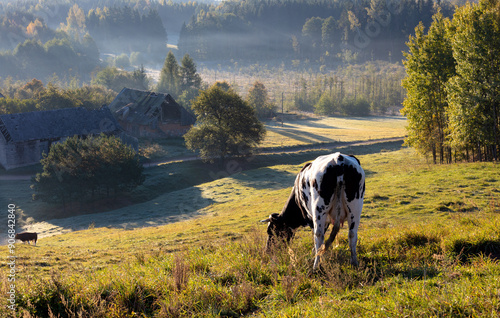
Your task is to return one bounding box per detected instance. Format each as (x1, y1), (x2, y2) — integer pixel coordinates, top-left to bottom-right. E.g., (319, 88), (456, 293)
(2, 146), (499, 316)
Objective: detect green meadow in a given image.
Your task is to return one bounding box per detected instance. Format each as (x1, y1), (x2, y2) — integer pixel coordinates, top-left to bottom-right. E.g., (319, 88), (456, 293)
(1, 116), (500, 317)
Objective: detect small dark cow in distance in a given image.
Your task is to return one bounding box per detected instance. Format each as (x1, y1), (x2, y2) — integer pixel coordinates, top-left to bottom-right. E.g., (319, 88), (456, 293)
(15, 232), (38, 246)
(261, 152), (365, 269)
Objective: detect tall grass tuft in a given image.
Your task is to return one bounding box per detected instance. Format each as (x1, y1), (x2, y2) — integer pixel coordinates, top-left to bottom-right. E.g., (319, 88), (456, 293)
(173, 254), (190, 292)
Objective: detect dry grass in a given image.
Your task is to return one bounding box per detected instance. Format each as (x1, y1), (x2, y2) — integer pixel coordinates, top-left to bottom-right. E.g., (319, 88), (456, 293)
(2, 147), (500, 317)
(264, 116), (406, 148)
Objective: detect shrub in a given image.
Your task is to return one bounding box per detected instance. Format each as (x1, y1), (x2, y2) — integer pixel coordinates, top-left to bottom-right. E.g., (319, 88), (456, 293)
(32, 134), (144, 204)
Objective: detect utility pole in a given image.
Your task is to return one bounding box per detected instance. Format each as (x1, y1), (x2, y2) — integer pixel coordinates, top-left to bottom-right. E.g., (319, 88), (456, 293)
(281, 92), (284, 127)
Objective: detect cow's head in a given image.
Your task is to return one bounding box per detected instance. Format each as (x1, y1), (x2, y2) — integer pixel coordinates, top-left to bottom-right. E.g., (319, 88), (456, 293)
(260, 213), (294, 251)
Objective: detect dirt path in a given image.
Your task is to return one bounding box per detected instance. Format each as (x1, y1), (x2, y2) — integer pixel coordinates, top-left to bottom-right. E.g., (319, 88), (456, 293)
(143, 137), (405, 167)
(1, 137), (405, 178)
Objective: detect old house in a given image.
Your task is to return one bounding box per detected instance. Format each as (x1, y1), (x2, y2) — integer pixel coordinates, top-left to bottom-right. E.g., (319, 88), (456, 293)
(108, 88), (196, 138)
(0, 106), (136, 170)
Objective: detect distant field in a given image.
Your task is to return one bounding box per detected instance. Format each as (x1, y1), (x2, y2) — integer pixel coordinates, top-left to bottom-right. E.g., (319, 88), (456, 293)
(264, 115), (406, 148)
(2, 145), (500, 317)
(139, 115), (407, 161)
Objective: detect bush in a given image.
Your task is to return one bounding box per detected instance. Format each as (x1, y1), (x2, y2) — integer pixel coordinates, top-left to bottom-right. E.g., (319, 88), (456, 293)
(339, 97), (371, 116)
(115, 53), (131, 69)
(32, 134), (144, 204)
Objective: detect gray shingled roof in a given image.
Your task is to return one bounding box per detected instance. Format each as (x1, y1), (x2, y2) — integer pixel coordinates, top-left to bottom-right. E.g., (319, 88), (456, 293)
(108, 88), (195, 126)
(0, 107), (121, 143)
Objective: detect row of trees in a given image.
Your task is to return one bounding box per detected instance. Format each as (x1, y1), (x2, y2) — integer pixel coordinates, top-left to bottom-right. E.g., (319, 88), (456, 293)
(178, 0), (453, 63)
(0, 0), (202, 67)
(291, 62), (405, 116)
(85, 5), (167, 60)
(402, 0), (500, 163)
(0, 5), (167, 83)
(0, 78), (116, 115)
(0, 34), (99, 81)
(91, 66), (150, 93)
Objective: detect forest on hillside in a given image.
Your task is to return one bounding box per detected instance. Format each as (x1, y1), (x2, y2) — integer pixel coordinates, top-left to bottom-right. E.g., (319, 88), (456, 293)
(0, 0), (464, 84)
(177, 0), (460, 63)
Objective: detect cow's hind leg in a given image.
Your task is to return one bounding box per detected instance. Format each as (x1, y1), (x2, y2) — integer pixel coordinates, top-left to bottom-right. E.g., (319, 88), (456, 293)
(319, 219), (340, 255)
(318, 185), (342, 256)
(348, 220), (359, 266)
(346, 200), (362, 267)
(313, 222), (326, 270)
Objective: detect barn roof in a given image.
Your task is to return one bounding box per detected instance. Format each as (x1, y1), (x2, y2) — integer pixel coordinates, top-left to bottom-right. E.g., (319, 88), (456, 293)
(0, 107), (121, 143)
(108, 88), (195, 126)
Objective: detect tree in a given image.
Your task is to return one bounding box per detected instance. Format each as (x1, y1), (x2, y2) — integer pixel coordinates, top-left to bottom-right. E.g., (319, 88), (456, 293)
(446, 0), (500, 161)
(184, 83), (266, 163)
(36, 83), (81, 111)
(401, 10), (455, 163)
(314, 92), (336, 115)
(32, 134), (144, 205)
(63, 3), (86, 40)
(302, 17), (324, 47)
(177, 53), (202, 106)
(246, 81), (276, 119)
(179, 54), (202, 92)
(157, 51), (180, 96)
(91, 66), (149, 92)
(321, 17), (337, 49)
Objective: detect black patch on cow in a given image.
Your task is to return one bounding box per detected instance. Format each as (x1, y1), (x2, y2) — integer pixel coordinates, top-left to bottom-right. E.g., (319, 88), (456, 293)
(348, 154), (361, 165)
(317, 214), (321, 220)
(302, 190), (309, 206)
(344, 164), (363, 202)
(319, 164), (343, 206)
(300, 162), (312, 172)
(338, 154), (344, 161)
(350, 222), (356, 230)
(312, 179), (318, 190)
(279, 191), (312, 230)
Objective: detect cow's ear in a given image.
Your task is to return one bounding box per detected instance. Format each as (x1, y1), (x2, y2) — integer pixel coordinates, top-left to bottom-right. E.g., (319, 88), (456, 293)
(260, 213), (279, 223)
(270, 213), (280, 221)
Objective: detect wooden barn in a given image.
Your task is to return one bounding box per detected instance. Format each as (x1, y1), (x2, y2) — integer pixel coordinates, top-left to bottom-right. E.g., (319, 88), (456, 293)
(108, 88), (196, 138)
(0, 106), (136, 170)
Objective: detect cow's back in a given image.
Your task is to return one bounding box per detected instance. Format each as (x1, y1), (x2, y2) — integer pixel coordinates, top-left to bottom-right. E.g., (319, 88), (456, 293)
(295, 153), (364, 219)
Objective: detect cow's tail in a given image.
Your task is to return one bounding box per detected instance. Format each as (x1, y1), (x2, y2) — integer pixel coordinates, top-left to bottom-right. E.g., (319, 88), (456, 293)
(318, 177), (344, 256)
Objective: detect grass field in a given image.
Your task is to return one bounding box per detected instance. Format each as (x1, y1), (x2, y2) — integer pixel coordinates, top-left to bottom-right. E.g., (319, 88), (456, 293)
(264, 115), (406, 148)
(138, 115), (406, 161)
(1, 142), (500, 317)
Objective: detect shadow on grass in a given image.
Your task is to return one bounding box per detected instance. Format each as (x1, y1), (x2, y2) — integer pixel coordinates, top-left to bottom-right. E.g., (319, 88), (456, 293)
(20, 186), (215, 241)
(268, 126), (336, 144)
(15, 140), (404, 238)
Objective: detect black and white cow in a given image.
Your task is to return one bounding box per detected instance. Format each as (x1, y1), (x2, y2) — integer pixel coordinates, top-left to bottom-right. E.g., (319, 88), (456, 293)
(261, 152), (365, 269)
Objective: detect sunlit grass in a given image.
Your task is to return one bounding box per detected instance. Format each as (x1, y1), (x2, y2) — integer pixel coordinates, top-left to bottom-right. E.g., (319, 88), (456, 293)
(263, 116), (406, 148)
(133, 115), (407, 160)
(2, 147), (500, 316)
